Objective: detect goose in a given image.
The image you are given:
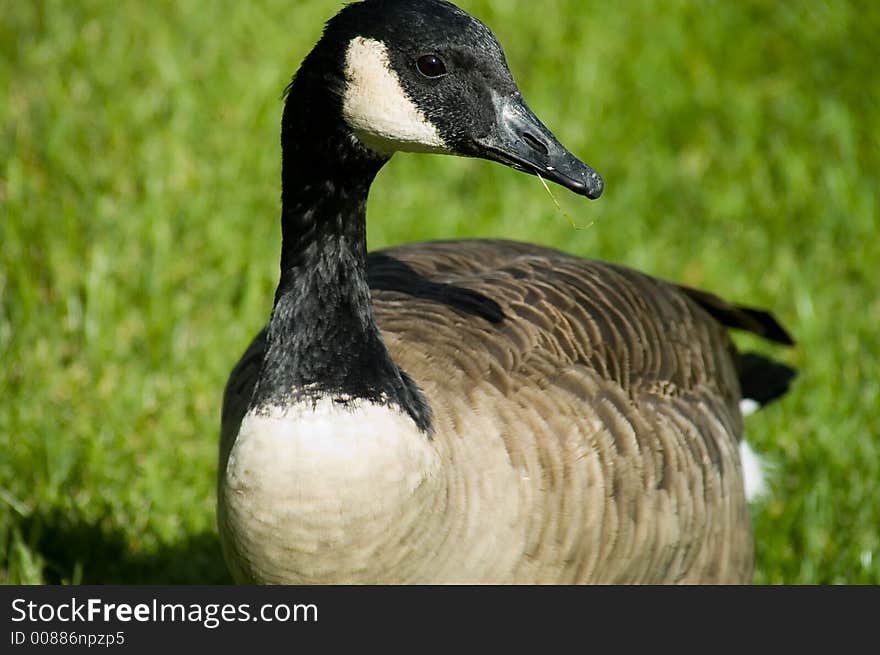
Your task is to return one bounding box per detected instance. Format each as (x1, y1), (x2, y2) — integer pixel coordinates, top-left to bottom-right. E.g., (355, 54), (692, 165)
(217, 0), (795, 584)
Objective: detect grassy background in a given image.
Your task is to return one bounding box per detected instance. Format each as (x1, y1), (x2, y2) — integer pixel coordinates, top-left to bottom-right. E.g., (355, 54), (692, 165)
(2, 0), (877, 584)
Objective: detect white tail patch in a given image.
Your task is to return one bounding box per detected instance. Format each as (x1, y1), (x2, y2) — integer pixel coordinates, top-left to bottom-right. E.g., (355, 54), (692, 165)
(738, 440), (768, 502)
(739, 398), (761, 417)
(342, 37), (448, 154)
(739, 399), (771, 501)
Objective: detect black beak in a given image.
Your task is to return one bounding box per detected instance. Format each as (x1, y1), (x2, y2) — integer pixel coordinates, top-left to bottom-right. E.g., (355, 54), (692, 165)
(474, 92), (603, 200)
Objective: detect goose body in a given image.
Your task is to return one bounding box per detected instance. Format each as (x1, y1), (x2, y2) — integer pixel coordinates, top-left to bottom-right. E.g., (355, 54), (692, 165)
(218, 0), (794, 584)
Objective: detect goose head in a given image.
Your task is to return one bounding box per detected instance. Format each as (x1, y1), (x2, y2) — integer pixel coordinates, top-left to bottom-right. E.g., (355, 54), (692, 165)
(284, 0), (603, 199)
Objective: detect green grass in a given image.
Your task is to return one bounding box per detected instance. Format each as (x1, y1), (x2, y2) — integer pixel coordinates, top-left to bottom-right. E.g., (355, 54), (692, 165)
(1, 0), (877, 584)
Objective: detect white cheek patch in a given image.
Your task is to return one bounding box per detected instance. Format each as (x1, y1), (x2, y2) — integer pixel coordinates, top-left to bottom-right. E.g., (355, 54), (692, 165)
(342, 36), (448, 155)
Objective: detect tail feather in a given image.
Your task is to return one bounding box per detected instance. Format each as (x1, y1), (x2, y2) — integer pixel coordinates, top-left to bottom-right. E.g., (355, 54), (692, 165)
(678, 285), (795, 345)
(736, 352), (795, 503)
(737, 352), (797, 409)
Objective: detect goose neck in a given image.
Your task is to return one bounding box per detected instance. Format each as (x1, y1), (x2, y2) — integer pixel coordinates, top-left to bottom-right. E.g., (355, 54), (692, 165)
(250, 95), (431, 431)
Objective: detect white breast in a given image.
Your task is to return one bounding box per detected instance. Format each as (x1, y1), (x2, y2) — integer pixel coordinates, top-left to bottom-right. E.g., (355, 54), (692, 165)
(220, 397), (443, 583)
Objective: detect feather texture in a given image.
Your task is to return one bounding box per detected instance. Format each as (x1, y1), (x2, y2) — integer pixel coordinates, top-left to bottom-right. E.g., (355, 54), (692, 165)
(220, 240), (769, 583)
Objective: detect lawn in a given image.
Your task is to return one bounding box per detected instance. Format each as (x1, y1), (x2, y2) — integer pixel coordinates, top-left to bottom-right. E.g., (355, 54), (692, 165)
(1, 0), (877, 584)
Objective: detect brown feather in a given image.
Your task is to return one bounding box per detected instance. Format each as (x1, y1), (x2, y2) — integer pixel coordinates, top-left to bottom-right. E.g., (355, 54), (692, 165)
(221, 239), (791, 582)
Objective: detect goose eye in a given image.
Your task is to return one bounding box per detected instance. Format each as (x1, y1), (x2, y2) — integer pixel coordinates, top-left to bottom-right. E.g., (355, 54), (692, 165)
(416, 54), (447, 78)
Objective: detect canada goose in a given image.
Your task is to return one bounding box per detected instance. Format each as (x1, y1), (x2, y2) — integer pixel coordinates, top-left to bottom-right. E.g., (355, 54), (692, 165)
(218, 0), (795, 584)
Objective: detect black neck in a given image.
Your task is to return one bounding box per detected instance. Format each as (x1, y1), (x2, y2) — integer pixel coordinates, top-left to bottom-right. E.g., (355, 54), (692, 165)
(248, 66), (431, 432)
